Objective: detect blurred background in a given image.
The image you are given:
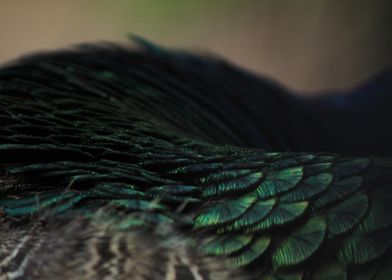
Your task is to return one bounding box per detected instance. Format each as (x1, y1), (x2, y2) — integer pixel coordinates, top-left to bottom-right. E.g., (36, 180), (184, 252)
(0, 0), (391, 92)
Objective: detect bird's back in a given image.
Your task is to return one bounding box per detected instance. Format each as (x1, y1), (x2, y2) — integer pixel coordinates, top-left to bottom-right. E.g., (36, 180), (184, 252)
(0, 39), (391, 279)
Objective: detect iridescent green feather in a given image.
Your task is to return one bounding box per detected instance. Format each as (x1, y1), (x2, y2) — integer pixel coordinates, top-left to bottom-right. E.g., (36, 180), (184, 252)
(226, 236), (271, 268)
(223, 198), (276, 232)
(202, 234), (253, 256)
(256, 167), (303, 199)
(338, 227), (392, 265)
(327, 193), (369, 237)
(311, 176), (363, 210)
(280, 172), (333, 202)
(202, 171), (263, 197)
(245, 201), (308, 232)
(194, 194), (257, 228)
(272, 216), (326, 269)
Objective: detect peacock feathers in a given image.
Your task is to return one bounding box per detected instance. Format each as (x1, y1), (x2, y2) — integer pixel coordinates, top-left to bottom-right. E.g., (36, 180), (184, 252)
(0, 38), (391, 279)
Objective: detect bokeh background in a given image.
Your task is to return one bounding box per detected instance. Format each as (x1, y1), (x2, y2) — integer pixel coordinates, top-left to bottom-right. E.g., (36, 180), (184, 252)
(0, 0), (391, 92)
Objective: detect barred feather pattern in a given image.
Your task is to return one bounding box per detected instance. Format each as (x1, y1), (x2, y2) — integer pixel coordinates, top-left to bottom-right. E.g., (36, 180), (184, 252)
(0, 215), (241, 280)
(0, 39), (391, 279)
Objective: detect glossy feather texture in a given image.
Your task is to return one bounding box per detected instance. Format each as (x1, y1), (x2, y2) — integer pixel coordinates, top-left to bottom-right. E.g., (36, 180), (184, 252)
(0, 39), (391, 279)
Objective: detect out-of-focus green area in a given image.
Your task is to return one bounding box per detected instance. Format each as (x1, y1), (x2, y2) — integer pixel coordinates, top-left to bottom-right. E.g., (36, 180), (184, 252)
(0, 0), (390, 91)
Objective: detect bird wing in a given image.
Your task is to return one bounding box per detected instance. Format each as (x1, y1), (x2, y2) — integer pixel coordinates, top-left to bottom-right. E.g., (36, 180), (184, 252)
(0, 41), (391, 279)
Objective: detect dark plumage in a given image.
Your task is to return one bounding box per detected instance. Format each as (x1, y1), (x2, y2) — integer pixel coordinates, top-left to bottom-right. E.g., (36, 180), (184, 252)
(0, 38), (391, 279)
